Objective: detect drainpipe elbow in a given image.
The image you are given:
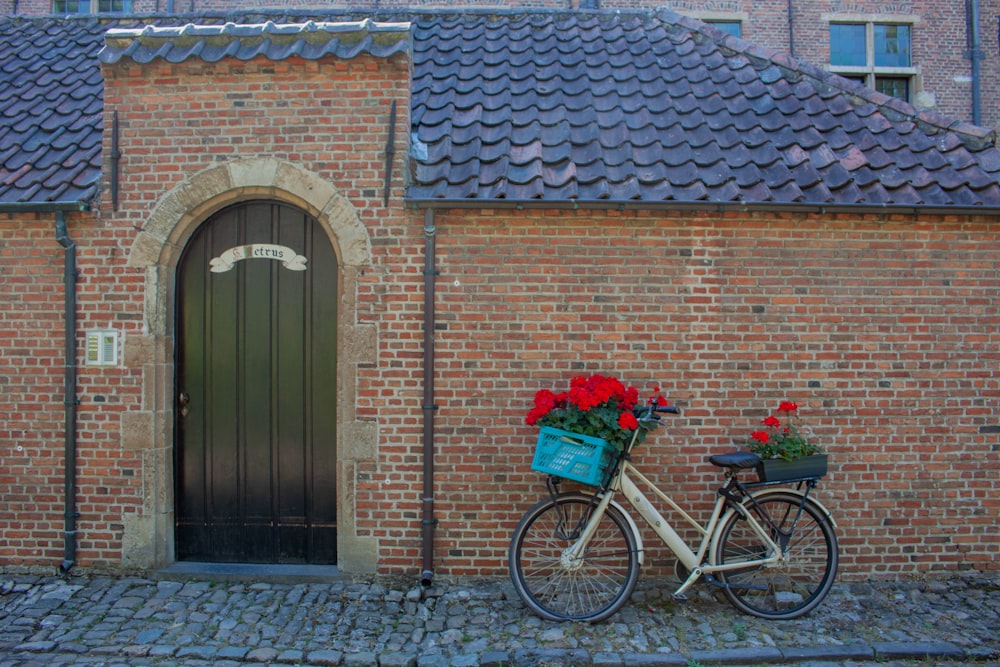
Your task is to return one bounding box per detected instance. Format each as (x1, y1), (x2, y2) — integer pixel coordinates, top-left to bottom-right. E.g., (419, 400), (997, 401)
(55, 213), (74, 249)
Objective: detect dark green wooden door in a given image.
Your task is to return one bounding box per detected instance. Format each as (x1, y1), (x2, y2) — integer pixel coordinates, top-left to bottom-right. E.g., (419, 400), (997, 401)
(175, 201), (338, 563)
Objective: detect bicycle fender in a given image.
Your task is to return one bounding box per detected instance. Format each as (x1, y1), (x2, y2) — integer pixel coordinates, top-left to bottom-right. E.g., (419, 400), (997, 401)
(748, 487), (838, 528)
(710, 488), (836, 565)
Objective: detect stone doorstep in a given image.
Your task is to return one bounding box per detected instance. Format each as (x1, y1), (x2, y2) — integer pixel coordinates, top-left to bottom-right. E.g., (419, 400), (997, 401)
(154, 561), (345, 585)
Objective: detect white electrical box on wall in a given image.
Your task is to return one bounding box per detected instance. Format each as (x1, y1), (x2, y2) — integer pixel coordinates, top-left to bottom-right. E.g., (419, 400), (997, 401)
(85, 330), (118, 366)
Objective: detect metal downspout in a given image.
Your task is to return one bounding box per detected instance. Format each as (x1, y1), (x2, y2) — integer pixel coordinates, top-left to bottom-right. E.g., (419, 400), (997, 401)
(55, 212), (78, 573)
(968, 0), (982, 125)
(787, 0), (795, 57)
(421, 209), (439, 586)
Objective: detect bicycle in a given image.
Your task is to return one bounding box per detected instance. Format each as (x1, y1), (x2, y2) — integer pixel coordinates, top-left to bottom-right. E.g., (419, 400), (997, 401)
(508, 402), (838, 622)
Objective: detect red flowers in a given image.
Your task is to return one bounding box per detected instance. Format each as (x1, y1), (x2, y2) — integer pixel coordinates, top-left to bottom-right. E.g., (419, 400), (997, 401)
(618, 412), (639, 430)
(569, 374), (639, 413)
(748, 401), (821, 461)
(526, 389), (559, 426)
(526, 374), (661, 450)
(527, 375), (639, 426)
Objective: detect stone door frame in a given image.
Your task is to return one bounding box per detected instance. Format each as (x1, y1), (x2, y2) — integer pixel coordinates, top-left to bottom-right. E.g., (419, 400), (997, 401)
(121, 158), (378, 573)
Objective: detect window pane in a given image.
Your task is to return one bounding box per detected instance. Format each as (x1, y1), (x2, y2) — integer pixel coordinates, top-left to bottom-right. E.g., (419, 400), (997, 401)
(830, 24), (866, 67)
(98, 0), (133, 10)
(708, 21), (742, 38)
(53, 0), (89, 12)
(874, 24), (910, 67)
(875, 77), (909, 100)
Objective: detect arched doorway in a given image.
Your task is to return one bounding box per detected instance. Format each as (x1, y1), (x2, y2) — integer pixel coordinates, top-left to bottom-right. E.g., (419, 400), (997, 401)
(174, 200), (339, 563)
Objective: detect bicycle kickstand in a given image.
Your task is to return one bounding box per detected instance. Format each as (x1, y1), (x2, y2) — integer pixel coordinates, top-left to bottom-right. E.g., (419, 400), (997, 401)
(672, 567), (704, 601)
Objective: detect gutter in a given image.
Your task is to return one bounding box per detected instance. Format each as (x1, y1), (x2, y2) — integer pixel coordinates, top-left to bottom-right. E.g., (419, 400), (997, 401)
(0, 202), (90, 213)
(420, 209), (439, 586)
(407, 198), (1000, 217)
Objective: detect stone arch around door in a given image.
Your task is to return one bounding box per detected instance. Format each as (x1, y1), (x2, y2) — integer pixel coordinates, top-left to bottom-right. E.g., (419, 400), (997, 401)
(122, 158), (378, 573)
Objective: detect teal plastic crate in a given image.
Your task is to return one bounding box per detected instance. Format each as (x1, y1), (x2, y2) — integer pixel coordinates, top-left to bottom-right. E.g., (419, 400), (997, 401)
(531, 427), (616, 486)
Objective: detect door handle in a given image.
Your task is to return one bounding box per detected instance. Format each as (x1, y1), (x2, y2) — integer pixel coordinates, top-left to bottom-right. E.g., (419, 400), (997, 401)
(178, 391), (190, 417)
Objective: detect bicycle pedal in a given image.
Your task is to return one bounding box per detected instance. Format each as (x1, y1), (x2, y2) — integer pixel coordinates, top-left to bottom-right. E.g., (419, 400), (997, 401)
(672, 593), (689, 602)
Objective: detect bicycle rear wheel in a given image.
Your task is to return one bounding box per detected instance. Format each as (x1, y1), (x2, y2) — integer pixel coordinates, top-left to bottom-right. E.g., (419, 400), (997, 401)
(509, 492), (640, 622)
(714, 491), (838, 619)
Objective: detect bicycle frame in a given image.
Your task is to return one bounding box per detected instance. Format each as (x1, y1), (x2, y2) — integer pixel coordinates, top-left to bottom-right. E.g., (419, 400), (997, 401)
(568, 459), (786, 600)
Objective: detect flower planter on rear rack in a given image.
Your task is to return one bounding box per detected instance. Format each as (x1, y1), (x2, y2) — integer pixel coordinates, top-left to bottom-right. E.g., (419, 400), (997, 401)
(530, 427), (616, 487)
(749, 401), (827, 483)
(757, 453), (829, 483)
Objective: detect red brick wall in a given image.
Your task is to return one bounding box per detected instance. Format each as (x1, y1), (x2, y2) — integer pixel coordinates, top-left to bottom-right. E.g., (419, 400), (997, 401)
(394, 208), (1000, 578)
(102, 53), (409, 215)
(0, 213), (71, 565)
(4, 202), (998, 576)
(0, 209), (148, 567)
(73, 209), (147, 562)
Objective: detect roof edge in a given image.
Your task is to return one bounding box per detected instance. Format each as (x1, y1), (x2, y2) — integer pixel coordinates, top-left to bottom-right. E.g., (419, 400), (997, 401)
(0, 201), (92, 213)
(658, 8), (998, 149)
(406, 197), (1000, 217)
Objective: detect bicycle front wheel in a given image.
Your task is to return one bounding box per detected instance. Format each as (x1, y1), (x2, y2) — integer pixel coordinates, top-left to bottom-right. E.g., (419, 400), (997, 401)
(714, 491), (838, 620)
(509, 492), (640, 622)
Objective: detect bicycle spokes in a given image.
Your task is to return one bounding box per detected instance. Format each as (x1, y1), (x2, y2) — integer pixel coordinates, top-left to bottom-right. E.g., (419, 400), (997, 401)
(509, 493), (640, 622)
(714, 492), (838, 619)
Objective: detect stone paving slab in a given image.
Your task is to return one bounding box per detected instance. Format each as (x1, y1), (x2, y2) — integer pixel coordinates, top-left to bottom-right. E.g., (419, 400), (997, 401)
(0, 571), (997, 666)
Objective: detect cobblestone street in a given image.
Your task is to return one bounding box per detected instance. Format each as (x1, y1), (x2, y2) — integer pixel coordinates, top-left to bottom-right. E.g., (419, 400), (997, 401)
(1, 571), (997, 666)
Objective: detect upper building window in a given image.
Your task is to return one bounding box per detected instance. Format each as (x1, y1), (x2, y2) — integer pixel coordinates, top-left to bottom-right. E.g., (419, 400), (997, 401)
(54, 0), (133, 13)
(828, 21), (916, 101)
(707, 21), (742, 38)
(687, 11), (747, 39)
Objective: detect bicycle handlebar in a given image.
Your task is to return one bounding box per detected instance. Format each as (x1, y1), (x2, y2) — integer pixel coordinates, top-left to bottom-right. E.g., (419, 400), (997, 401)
(635, 402), (682, 419)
